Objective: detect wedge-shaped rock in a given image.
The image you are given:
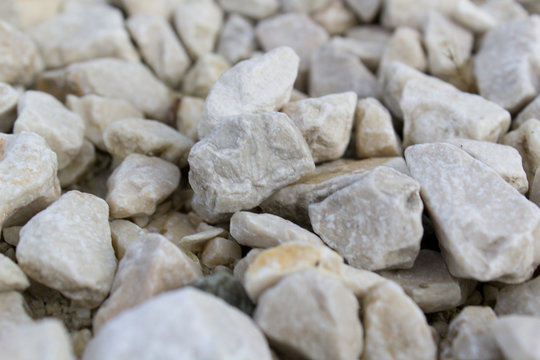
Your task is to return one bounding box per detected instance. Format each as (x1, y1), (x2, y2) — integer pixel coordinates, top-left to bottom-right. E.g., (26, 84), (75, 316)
(0, 253), (29, 292)
(362, 281), (437, 360)
(14, 90), (85, 169)
(16, 191), (116, 308)
(93, 234), (202, 331)
(216, 0), (279, 19)
(83, 288), (272, 360)
(310, 166), (423, 271)
(475, 16), (540, 112)
(282, 92), (357, 163)
(495, 275), (540, 316)
(381, 0), (459, 29)
(379, 250), (475, 313)
(103, 118), (193, 167)
(492, 315), (540, 360)
(0, 82), (18, 133)
(312, 0), (357, 35)
(58, 140), (96, 187)
(230, 211), (323, 248)
(405, 143), (540, 283)
(514, 94), (540, 129)
(379, 27), (427, 74)
(182, 53), (230, 98)
(254, 271), (363, 360)
(217, 14), (256, 64)
(199, 47), (299, 138)
(502, 119), (540, 187)
(27, 2), (138, 69)
(106, 154), (180, 218)
(0, 131), (60, 231)
(189, 112), (314, 213)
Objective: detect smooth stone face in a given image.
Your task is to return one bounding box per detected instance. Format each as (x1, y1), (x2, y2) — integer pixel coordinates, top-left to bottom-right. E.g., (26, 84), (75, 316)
(340, 264), (386, 299)
(127, 14), (190, 87)
(230, 211), (323, 248)
(58, 139), (96, 187)
(216, 0), (279, 19)
(109, 219), (147, 259)
(178, 225), (227, 253)
(310, 166), (423, 271)
(198, 46), (299, 138)
(344, 0), (381, 22)
(189, 112), (314, 213)
(345, 26), (392, 71)
(282, 92), (357, 163)
(381, 0), (458, 30)
(217, 14), (256, 64)
(502, 118), (540, 187)
(255, 271), (363, 360)
(191, 193), (232, 224)
(2, 226), (20, 246)
(312, 0), (358, 36)
(0, 253), (29, 292)
(514, 94), (540, 129)
(405, 143), (540, 283)
(379, 250), (475, 313)
(495, 275), (540, 316)
(83, 288), (273, 360)
(0, 291), (33, 338)
(16, 191), (117, 308)
(200, 237), (242, 268)
(176, 96), (204, 142)
(0, 82), (18, 133)
(0, 0), (62, 29)
(233, 249), (263, 282)
(93, 233), (202, 331)
(0, 131), (60, 231)
(182, 53), (231, 98)
(492, 315), (540, 360)
(106, 154), (180, 218)
(451, 0), (497, 34)
(362, 281), (437, 360)
(379, 27), (427, 74)
(14, 90), (85, 169)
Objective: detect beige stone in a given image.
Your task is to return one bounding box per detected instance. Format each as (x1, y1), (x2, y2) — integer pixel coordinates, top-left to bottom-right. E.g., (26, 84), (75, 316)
(0, 291), (33, 338)
(118, 0), (176, 18)
(495, 275), (540, 316)
(340, 264), (386, 299)
(345, 26), (392, 71)
(379, 27), (427, 74)
(109, 220), (147, 259)
(312, 0), (357, 35)
(182, 53), (230, 98)
(502, 119), (540, 187)
(217, 14), (256, 64)
(233, 249), (264, 282)
(254, 271), (363, 360)
(58, 140), (96, 187)
(492, 315), (540, 360)
(201, 237), (242, 267)
(0, 0), (62, 29)
(381, 0), (459, 30)
(0, 253), (29, 292)
(16, 191), (116, 308)
(2, 226), (20, 246)
(216, 0), (279, 19)
(0, 82), (18, 133)
(344, 0), (382, 22)
(178, 223), (227, 253)
(145, 211), (197, 246)
(176, 96), (204, 141)
(451, 0), (497, 34)
(190, 193), (232, 224)
(514, 95), (540, 129)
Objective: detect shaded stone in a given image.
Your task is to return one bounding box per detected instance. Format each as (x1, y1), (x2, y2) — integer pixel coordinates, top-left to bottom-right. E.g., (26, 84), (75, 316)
(109, 219), (146, 259)
(182, 53), (230, 98)
(216, 0), (279, 19)
(0, 253), (29, 292)
(345, 25), (392, 71)
(312, 0), (357, 36)
(340, 264), (386, 299)
(381, 0), (459, 30)
(0, 291), (33, 338)
(502, 118), (540, 188)
(0, 82), (18, 133)
(344, 0), (381, 22)
(495, 274), (540, 316)
(514, 94), (540, 129)
(217, 14), (256, 64)
(492, 315), (540, 360)
(379, 26), (427, 74)
(176, 96), (204, 142)
(58, 139), (96, 187)
(200, 237), (242, 268)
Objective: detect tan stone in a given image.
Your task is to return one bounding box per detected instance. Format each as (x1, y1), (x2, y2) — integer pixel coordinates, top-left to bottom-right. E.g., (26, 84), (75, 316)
(190, 193), (232, 224)
(451, 0), (497, 34)
(495, 275), (540, 316)
(176, 96), (204, 142)
(0, 253), (29, 292)
(0, 82), (18, 133)
(58, 140), (96, 187)
(514, 95), (540, 129)
(0, 0), (62, 29)
(145, 211), (197, 246)
(381, 0), (459, 30)
(492, 315), (540, 360)
(502, 118), (540, 187)
(340, 264), (386, 299)
(217, 14), (256, 64)
(178, 223), (227, 253)
(279, 0), (333, 13)
(182, 53), (230, 98)
(379, 27), (427, 74)
(118, 0), (175, 18)
(311, 0), (357, 36)
(109, 220), (147, 259)
(201, 237), (242, 268)
(216, 0), (279, 19)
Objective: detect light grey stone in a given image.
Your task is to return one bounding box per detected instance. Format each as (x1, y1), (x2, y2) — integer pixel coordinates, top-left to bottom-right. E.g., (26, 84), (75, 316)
(312, 0), (358, 35)
(379, 26), (427, 74)
(182, 53), (230, 98)
(345, 26), (392, 71)
(200, 237), (242, 268)
(58, 139), (96, 187)
(502, 118), (540, 186)
(451, 0), (497, 34)
(495, 275), (540, 316)
(191, 193), (232, 224)
(0, 253), (29, 292)
(340, 264), (386, 299)
(0, 82), (18, 133)
(216, 0), (279, 19)
(344, 0), (382, 22)
(492, 315), (540, 360)
(217, 14), (256, 64)
(117, 0), (177, 18)
(480, 0), (528, 24)
(514, 94), (540, 129)
(279, 0), (333, 13)
(176, 96), (204, 142)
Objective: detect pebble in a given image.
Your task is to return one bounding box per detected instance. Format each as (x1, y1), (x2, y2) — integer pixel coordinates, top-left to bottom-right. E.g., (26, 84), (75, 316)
(217, 14), (256, 64)
(312, 0), (358, 35)
(0, 291), (33, 337)
(117, 0), (174, 18)
(189, 112), (314, 213)
(0, 82), (18, 133)
(0, 253), (29, 292)
(109, 219), (147, 259)
(495, 274), (540, 316)
(379, 26), (427, 74)
(182, 53), (231, 98)
(176, 96), (204, 141)
(345, 25), (391, 71)
(254, 270), (363, 360)
(340, 264), (386, 299)
(491, 315), (540, 360)
(514, 94), (540, 129)
(344, 0), (382, 22)
(106, 154), (180, 218)
(83, 288), (273, 360)
(0, 0), (62, 29)
(2, 226), (21, 246)
(58, 140), (96, 187)
(200, 236), (242, 268)
(381, 0), (458, 30)
(502, 118), (540, 187)
(233, 248), (263, 282)
(216, 0), (279, 19)
(279, 0), (333, 13)
(178, 224), (227, 253)
(451, 0), (497, 34)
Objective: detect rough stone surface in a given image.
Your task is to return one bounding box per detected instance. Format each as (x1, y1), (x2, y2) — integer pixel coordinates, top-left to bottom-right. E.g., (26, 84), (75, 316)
(201, 237), (242, 267)
(106, 154), (180, 218)
(216, 0), (279, 19)
(176, 96), (204, 142)
(379, 27), (427, 74)
(255, 270), (363, 360)
(16, 191), (116, 308)
(502, 118), (540, 187)
(344, 0), (381, 22)
(514, 94), (540, 129)
(0, 253), (29, 292)
(199, 47), (299, 138)
(58, 140), (96, 187)
(492, 315), (540, 360)
(312, 0), (357, 35)
(109, 219), (147, 259)
(182, 53), (230, 98)
(189, 112), (314, 213)
(0, 82), (18, 133)
(405, 143), (540, 283)
(495, 275), (540, 316)
(83, 288), (272, 360)
(217, 14), (256, 64)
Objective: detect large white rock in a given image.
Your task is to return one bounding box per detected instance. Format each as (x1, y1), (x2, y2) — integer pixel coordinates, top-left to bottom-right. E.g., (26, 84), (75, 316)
(492, 315), (540, 360)
(189, 112), (314, 213)
(405, 143), (540, 283)
(16, 191), (117, 308)
(0, 253), (29, 292)
(0, 82), (18, 133)
(216, 0), (279, 19)
(198, 47), (299, 138)
(495, 275), (540, 316)
(502, 118), (540, 188)
(378, 26), (427, 74)
(83, 288), (273, 360)
(217, 14), (256, 64)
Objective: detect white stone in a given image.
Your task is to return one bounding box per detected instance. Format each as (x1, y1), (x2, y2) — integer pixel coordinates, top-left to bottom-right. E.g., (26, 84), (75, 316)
(480, 0), (528, 23)
(93, 233), (202, 331)
(190, 193), (232, 224)
(312, 0), (358, 35)
(182, 53), (230, 98)
(405, 143), (540, 283)
(379, 26), (427, 74)
(340, 264), (386, 299)
(0, 253), (29, 292)
(66, 94), (143, 151)
(176, 96), (203, 141)
(362, 281), (437, 360)
(83, 288), (272, 360)
(118, 0), (176, 18)
(451, 0), (497, 34)
(126, 14), (190, 87)
(344, 0), (382, 22)
(254, 270), (363, 360)
(198, 47), (299, 138)
(16, 191), (117, 308)
(514, 94), (540, 129)
(0, 82), (18, 133)
(217, 14), (256, 64)
(178, 223), (227, 253)
(146, 211), (197, 245)
(381, 0), (459, 30)
(109, 219), (146, 259)
(106, 154), (180, 218)
(0, 131), (60, 231)
(173, 0), (223, 60)
(345, 26), (392, 71)
(58, 140), (96, 187)
(355, 97), (401, 158)
(492, 315), (540, 360)
(103, 117), (193, 167)
(495, 275), (540, 316)
(27, 3), (138, 69)
(233, 249), (263, 282)
(0, 291), (33, 338)
(309, 166), (423, 271)
(189, 112), (314, 213)
(502, 118), (540, 186)
(216, 0), (279, 19)
(201, 237), (242, 267)
(0, 0), (62, 29)
(279, 0), (333, 13)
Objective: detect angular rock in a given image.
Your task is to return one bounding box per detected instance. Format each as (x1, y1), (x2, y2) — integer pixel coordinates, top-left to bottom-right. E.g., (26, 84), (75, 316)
(2, 226), (20, 246)
(0, 82), (18, 133)
(255, 271), (363, 360)
(117, 0), (174, 18)
(189, 112), (314, 213)
(233, 249), (263, 282)
(492, 315), (540, 360)
(16, 191), (116, 307)
(201, 237), (242, 268)
(176, 96), (204, 141)
(451, 0), (497, 34)
(83, 288), (272, 360)
(340, 264), (386, 299)
(191, 193), (232, 224)
(0, 291), (33, 338)
(381, 0), (459, 30)
(379, 27), (427, 74)
(514, 94), (540, 129)
(344, 0), (381, 22)
(182, 53), (230, 98)
(502, 119), (540, 186)
(279, 0), (333, 13)
(282, 92), (357, 163)
(362, 281), (437, 360)
(217, 14), (256, 64)
(145, 211), (197, 244)
(0, 253), (29, 292)
(93, 233), (202, 331)
(199, 47), (299, 138)
(109, 219), (146, 259)
(58, 140), (96, 187)
(216, 0), (279, 19)
(495, 275), (540, 316)
(312, 0), (358, 35)
(405, 143), (540, 283)
(106, 154), (180, 218)
(178, 224), (227, 253)
(0, 0), (62, 29)
(345, 26), (392, 71)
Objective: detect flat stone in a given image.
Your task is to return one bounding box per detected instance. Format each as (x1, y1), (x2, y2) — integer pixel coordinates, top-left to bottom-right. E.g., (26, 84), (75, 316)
(492, 315), (540, 360)
(103, 117), (193, 167)
(345, 26), (392, 71)
(27, 3), (138, 69)
(230, 211), (323, 248)
(0, 82), (18, 133)
(198, 47), (299, 138)
(310, 166), (423, 271)
(405, 143), (540, 283)
(243, 243), (343, 301)
(173, 0), (223, 60)
(200, 237), (242, 268)
(312, 0), (358, 36)
(106, 154), (180, 218)
(127, 14), (190, 87)
(381, 0), (459, 30)
(0, 291), (33, 338)
(344, 0), (381, 22)
(217, 14), (256, 64)
(109, 219), (147, 259)
(495, 275), (540, 316)
(216, 0), (279, 19)
(16, 191), (116, 308)
(502, 118), (540, 187)
(58, 140), (96, 187)
(0, 253), (29, 292)
(282, 92), (357, 163)
(189, 112), (314, 213)
(176, 96), (204, 142)
(0, 0), (62, 29)
(233, 249), (263, 282)
(355, 97), (401, 158)
(93, 233), (202, 331)
(379, 27), (427, 74)
(83, 288), (272, 360)
(379, 250), (475, 313)
(178, 224), (227, 253)
(255, 270), (363, 360)
(362, 281), (437, 360)
(0, 20), (44, 86)
(0, 131), (60, 231)
(514, 94), (540, 129)
(340, 264), (386, 299)
(182, 53), (230, 98)
(530, 170), (540, 207)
